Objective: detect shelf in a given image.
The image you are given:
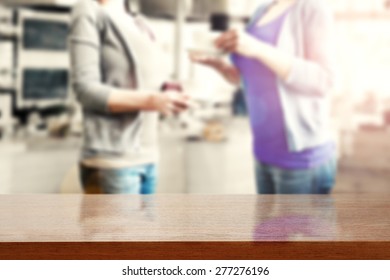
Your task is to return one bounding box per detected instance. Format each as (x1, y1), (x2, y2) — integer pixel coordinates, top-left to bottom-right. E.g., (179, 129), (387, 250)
(0, 87), (15, 93)
(0, 26), (18, 39)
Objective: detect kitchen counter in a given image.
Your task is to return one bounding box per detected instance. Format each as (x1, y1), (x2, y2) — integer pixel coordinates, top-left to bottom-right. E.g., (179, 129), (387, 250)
(0, 194), (389, 259)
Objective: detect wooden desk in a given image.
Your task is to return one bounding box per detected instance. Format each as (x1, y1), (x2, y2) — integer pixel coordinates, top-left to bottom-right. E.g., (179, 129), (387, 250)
(0, 195), (389, 259)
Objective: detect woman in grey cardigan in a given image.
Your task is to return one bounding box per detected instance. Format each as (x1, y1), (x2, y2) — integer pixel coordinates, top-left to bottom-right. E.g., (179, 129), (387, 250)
(69, 0), (189, 194)
(192, 0), (337, 194)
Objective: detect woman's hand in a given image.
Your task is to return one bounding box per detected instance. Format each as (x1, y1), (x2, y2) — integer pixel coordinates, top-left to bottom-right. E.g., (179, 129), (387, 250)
(215, 29), (261, 58)
(189, 52), (224, 69)
(189, 51), (241, 86)
(150, 91), (190, 116)
(215, 28), (293, 81)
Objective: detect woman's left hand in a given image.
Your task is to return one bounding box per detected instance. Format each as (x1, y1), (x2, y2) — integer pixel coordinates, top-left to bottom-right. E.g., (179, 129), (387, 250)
(215, 29), (261, 58)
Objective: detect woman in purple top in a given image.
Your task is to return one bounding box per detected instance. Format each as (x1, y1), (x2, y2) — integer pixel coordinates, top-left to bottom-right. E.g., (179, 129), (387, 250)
(191, 0), (337, 194)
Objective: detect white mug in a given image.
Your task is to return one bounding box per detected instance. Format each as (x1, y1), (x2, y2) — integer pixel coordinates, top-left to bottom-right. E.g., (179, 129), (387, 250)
(191, 30), (223, 56)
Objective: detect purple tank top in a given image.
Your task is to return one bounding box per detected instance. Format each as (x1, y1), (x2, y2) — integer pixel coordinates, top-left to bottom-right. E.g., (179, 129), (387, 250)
(232, 8), (334, 169)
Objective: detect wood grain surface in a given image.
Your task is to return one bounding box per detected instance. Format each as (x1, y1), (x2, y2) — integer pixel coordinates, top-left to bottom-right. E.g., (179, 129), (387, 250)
(0, 194), (389, 259)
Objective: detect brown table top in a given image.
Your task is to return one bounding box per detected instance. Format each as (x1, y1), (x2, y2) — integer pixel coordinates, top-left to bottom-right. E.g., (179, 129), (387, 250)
(0, 194), (389, 259)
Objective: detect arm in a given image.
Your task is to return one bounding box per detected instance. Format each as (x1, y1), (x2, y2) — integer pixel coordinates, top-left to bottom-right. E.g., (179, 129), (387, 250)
(189, 53), (241, 86)
(107, 89), (188, 114)
(69, 7), (188, 114)
(215, 1), (336, 97)
(283, 1), (336, 97)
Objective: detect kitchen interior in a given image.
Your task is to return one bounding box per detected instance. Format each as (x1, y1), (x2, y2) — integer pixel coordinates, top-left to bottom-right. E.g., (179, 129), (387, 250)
(1, 0), (390, 195)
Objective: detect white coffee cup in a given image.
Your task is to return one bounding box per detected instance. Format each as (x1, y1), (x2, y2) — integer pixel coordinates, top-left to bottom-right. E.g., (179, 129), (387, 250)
(190, 30), (222, 56)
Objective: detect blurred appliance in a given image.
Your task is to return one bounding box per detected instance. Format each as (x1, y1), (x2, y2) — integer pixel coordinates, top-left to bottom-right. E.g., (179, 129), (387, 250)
(140, 0), (254, 19)
(0, 5), (15, 89)
(0, 4), (13, 24)
(0, 95), (14, 138)
(0, 42), (14, 88)
(3, 0), (77, 8)
(16, 9), (71, 109)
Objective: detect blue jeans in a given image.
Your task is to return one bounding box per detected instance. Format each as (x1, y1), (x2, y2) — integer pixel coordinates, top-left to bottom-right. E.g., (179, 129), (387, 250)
(255, 159), (337, 194)
(80, 163), (157, 194)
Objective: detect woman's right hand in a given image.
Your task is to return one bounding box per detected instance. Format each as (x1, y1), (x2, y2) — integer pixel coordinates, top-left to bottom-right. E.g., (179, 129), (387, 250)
(151, 91), (190, 116)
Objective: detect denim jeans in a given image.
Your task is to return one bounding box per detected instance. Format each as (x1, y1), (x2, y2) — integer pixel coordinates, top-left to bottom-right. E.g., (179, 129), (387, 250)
(255, 158), (337, 194)
(80, 163), (157, 194)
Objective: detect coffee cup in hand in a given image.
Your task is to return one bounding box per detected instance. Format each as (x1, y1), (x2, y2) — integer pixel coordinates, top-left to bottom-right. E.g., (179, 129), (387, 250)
(189, 13), (230, 56)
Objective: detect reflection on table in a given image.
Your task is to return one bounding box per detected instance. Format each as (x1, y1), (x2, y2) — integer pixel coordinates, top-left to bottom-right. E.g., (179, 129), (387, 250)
(253, 196), (338, 241)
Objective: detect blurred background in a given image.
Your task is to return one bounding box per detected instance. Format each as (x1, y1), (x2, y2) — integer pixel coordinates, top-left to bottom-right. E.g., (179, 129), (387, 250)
(0, 0), (390, 194)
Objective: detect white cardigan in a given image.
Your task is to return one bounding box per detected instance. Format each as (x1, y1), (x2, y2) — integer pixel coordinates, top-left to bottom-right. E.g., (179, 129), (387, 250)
(249, 0), (337, 152)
